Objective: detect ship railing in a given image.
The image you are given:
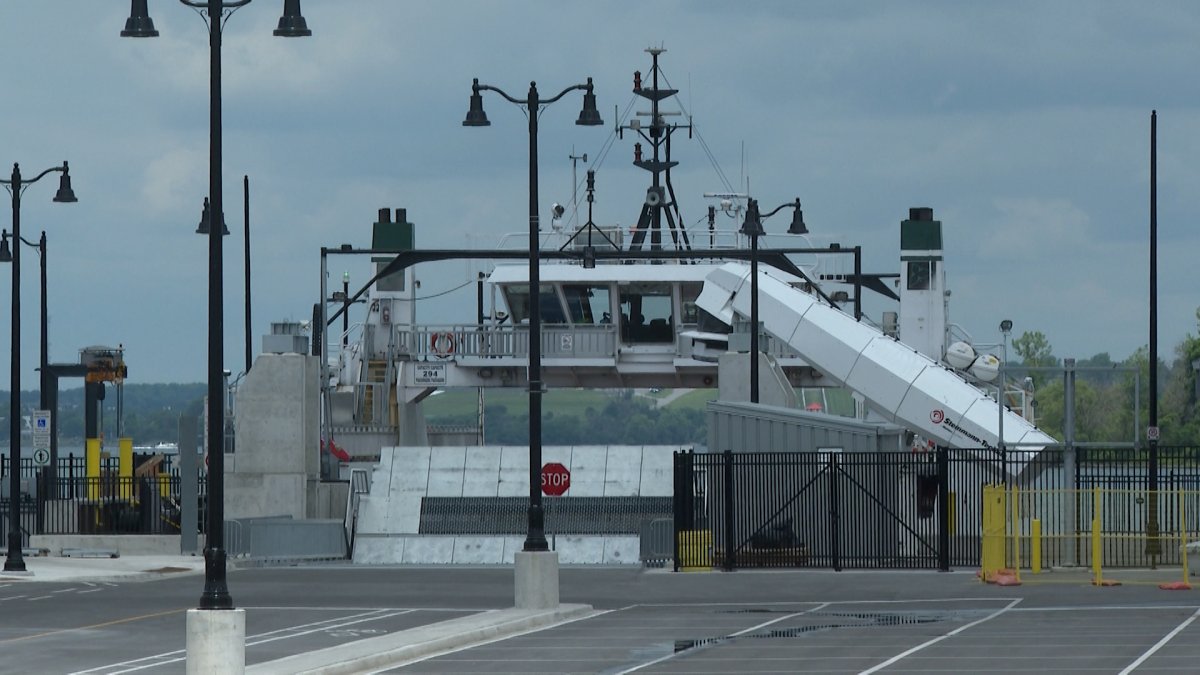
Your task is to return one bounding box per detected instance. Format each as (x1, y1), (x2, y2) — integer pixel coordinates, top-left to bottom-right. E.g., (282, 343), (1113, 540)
(395, 322), (806, 363)
(397, 324), (619, 361)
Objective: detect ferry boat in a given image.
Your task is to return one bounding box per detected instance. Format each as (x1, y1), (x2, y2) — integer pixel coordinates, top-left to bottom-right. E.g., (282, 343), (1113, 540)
(319, 48), (1054, 464)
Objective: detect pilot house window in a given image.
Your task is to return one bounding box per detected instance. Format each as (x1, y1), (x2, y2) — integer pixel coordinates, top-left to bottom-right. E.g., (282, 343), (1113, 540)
(503, 284), (567, 324)
(619, 283), (674, 343)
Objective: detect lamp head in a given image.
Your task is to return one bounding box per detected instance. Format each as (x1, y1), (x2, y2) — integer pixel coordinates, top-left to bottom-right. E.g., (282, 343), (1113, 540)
(53, 163), (77, 203)
(575, 78), (604, 126)
(121, 0), (159, 38)
(463, 79), (491, 127)
(0, 231), (11, 263)
(739, 198), (764, 237)
(196, 198), (230, 236)
(273, 0), (312, 37)
(787, 199), (808, 235)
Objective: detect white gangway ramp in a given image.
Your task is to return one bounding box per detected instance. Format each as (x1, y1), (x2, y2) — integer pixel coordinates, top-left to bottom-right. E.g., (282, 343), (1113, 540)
(698, 263), (1056, 458)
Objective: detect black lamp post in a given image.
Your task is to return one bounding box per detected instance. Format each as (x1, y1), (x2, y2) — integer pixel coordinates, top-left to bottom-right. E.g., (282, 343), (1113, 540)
(464, 76), (602, 552)
(740, 198), (804, 404)
(1, 162), (76, 573)
(0, 231), (52, 474)
(122, 0), (310, 610)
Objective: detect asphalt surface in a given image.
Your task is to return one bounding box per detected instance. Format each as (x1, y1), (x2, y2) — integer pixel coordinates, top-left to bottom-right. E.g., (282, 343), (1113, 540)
(4, 557), (1200, 673)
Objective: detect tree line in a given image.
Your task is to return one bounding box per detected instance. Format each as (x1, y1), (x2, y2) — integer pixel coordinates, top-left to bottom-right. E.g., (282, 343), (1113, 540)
(0, 383), (206, 446)
(1008, 316), (1200, 446)
(436, 390), (708, 446)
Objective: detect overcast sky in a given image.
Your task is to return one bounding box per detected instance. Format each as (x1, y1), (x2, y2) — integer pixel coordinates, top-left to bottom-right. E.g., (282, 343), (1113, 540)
(0, 1), (1197, 385)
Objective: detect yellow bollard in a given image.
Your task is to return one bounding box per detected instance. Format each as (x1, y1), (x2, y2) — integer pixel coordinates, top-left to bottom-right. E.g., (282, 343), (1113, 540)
(118, 437), (133, 500)
(1010, 485), (1021, 581)
(981, 484), (1007, 582)
(86, 437), (101, 501)
(1180, 491), (1189, 584)
(1031, 518), (1042, 574)
(678, 530), (713, 570)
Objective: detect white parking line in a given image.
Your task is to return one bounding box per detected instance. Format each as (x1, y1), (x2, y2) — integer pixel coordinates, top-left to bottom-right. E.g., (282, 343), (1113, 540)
(1118, 606), (1200, 675)
(69, 609), (415, 675)
(613, 603), (830, 674)
(858, 598), (1022, 675)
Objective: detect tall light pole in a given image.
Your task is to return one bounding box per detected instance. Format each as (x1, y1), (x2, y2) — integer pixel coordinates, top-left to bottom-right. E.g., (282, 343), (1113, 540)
(740, 198), (805, 404)
(121, 0), (310, 612)
(0, 231), (52, 481)
(999, 319), (1012, 462)
(1, 163), (76, 573)
(464, 76), (602, 554)
(1147, 109), (1160, 558)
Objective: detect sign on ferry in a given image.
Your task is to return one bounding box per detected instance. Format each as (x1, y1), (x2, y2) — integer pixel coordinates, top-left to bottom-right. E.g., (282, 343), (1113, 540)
(414, 363), (446, 385)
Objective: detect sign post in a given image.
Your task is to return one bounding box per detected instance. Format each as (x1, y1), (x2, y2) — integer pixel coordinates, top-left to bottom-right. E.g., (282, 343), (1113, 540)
(540, 462), (571, 497)
(31, 410), (51, 467)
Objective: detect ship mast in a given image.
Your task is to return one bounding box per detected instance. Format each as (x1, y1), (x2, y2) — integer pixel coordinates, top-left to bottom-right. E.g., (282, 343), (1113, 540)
(620, 47), (693, 252)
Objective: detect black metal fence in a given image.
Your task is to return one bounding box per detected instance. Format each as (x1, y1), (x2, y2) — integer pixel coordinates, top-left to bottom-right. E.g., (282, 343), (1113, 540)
(674, 446), (1200, 572)
(419, 496), (672, 535)
(1, 455), (206, 547)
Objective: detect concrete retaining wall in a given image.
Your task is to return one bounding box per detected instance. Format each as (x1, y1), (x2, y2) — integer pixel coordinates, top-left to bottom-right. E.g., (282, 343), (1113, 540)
(30, 534), (182, 556)
(352, 445), (683, 565)
(353, 534), (639, 565)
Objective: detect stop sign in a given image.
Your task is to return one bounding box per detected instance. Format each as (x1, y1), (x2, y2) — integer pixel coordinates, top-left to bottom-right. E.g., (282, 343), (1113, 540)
(541, 462), (571, 496)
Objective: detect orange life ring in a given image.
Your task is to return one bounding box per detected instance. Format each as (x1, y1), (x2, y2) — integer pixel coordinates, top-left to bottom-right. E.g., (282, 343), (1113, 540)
(431, 332), (455, 358)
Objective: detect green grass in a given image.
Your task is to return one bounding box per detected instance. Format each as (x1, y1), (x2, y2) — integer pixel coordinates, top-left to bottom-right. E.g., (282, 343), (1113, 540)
(663, 389), (718, 412)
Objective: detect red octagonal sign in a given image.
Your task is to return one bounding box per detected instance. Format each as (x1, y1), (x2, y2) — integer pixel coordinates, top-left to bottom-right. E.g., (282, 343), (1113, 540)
(541, 462), (571, 496)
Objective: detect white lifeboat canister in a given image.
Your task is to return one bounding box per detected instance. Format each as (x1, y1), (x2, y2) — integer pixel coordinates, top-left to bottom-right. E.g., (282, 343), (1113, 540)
(945, 341), (977, 370)
(970, 353), (1001, 382)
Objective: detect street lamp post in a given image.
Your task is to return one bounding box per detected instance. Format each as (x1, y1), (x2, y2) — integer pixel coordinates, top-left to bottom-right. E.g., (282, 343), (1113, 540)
(121, 0), (310, 611)
(0, 231), (52, 480)
(999, 319), (1012, 465)
(740, 198), (805, 404)
(1, 163), (76, 573)
(464, 77), (602, 553)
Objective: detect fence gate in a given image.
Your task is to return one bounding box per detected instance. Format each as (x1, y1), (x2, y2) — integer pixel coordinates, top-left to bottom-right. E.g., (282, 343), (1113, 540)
(674, 450), (950, 571)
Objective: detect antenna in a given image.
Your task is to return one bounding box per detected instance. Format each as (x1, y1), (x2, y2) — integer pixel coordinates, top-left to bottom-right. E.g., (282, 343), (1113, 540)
(569, 148), (588, 229)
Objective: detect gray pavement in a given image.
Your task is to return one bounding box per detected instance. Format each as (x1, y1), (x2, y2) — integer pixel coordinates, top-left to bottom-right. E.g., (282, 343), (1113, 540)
(4, 557), (1200, 673)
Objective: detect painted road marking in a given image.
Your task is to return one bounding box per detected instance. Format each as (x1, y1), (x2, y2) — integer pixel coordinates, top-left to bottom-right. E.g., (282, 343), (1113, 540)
(69, 609), (421, 674)
(858, 598), (1022, 675)
(613, 603), (830, 675)
(1118, 606), (1200, 675)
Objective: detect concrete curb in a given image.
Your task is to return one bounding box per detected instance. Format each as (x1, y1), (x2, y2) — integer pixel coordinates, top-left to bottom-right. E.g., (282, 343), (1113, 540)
(247, 603), (595, 675)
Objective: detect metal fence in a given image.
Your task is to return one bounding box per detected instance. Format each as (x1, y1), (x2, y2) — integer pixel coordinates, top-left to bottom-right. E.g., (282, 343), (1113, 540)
(0, 455), (207, 547)
(419, 496), (672, 535)
(673, 446), (1200, 572)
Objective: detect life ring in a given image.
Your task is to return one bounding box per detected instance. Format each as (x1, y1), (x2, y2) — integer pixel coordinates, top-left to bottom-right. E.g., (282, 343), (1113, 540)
(431, 332), (455, 358)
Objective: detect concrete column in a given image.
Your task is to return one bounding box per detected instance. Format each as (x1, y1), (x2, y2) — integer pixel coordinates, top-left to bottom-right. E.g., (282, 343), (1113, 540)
(187, 608), (245, 674)
(514, 550), (559, 609)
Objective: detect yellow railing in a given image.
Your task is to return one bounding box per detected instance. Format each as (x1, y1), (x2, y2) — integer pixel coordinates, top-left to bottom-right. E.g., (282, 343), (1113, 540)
(980, 484), (1196, 588)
